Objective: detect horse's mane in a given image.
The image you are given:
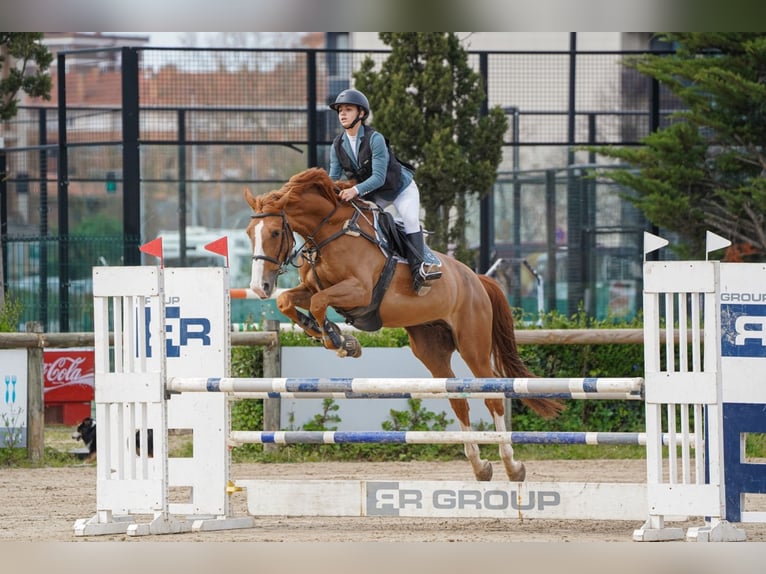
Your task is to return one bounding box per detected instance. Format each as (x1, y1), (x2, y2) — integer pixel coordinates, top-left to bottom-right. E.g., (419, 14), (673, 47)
(261, 167), (350, 212)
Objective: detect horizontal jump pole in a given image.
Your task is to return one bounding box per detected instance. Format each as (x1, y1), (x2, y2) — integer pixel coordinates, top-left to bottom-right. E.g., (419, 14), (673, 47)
(225, 391), (641, 401)
(167, 376), (644, 399)
(228, 430), (692, 447)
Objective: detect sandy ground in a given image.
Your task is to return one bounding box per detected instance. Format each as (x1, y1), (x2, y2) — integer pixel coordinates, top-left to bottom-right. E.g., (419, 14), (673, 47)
(1, 458), (764, 543)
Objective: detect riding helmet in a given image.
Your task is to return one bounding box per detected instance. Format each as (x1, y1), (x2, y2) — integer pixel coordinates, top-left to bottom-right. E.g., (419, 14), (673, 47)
(329, 89), (370, 116)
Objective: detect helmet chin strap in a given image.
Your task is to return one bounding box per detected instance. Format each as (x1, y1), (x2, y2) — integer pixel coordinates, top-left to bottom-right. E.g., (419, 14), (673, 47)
(346, 109), (364, 130)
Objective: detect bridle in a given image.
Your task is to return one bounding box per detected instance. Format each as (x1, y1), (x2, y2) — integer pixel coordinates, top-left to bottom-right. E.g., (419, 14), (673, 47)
(249, 211), (295, 273)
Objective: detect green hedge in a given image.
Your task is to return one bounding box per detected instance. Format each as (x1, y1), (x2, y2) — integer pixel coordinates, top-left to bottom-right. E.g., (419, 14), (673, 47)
(513, 310), (645, 434)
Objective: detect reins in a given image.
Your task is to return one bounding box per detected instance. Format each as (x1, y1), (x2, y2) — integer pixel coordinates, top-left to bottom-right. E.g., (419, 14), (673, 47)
(303, 203), (343, 252)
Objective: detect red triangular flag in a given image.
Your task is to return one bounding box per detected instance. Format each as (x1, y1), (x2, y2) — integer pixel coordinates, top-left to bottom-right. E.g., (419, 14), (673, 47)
(139, 237), (164, 267)
(204, 236), (229, 267)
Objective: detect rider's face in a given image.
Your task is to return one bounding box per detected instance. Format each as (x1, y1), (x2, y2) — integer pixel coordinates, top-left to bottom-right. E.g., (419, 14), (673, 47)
(337, 104), (363, 129)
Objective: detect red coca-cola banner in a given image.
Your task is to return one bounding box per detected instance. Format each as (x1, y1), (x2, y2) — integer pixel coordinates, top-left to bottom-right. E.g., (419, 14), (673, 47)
(43, 348), (95, 402)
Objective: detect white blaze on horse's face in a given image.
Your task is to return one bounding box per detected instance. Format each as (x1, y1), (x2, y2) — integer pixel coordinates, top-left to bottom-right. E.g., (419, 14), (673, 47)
(249, 219), (270, 298)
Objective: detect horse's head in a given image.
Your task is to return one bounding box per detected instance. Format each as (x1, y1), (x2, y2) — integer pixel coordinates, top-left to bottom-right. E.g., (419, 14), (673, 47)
(244, 187), (295, 298)
(244, 168), (347, 297)
(245, 168), (348, 299)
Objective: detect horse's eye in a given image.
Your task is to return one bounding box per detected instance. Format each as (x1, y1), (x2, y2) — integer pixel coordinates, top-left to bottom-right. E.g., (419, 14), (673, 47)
(271, 230), (280, 239)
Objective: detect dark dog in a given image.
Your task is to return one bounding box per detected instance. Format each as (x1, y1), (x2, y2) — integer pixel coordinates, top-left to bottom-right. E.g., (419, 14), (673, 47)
(135, 428), (154, 457)
(72, 417), (154, 462)
(72, 417), (97, 462)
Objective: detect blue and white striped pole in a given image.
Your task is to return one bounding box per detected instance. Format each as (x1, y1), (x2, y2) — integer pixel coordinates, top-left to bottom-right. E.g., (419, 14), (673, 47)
(167, 376), (644, 400)
(228, 430), (690, 447)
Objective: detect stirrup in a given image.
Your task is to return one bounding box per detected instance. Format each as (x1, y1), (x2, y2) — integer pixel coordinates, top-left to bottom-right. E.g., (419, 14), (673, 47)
(418, 262), (442, 281)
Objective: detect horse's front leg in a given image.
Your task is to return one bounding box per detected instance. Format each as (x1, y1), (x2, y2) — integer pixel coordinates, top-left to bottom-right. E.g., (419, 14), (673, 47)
(308, 279), (370, 357)
(276, 283), (323, 340)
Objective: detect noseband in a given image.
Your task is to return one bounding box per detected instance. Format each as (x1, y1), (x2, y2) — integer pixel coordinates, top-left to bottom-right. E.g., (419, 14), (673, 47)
(250, 211), (295, 270)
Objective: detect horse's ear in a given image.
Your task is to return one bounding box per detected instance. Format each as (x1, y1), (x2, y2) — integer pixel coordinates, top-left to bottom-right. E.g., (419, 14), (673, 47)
(244, 187), (259, 211)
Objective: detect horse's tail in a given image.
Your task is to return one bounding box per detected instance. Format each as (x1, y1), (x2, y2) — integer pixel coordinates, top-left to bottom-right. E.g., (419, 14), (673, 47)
(479, 274), (564, 420)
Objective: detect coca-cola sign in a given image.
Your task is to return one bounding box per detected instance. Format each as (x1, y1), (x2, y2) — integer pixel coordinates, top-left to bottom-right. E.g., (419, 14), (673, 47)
(43, 349), (94, 402)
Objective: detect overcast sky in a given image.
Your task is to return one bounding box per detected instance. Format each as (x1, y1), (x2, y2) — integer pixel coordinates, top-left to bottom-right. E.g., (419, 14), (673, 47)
(123, 32), (307, 48)
(143, 32), (188, 46)
(123, 32), (209, 46)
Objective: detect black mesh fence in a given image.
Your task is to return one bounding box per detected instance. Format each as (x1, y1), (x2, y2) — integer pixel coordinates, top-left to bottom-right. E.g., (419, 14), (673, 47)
(1, 45), (678, 331)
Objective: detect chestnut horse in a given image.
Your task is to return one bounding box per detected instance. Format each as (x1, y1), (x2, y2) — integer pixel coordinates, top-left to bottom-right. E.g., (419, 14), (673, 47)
(245, 167), (562, 481)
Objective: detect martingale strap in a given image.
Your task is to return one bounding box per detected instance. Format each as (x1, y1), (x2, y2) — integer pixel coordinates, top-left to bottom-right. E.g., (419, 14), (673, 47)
(296, 201), (399, 329)
(304, 205), (383, 291)
(332, 251), (397, 332)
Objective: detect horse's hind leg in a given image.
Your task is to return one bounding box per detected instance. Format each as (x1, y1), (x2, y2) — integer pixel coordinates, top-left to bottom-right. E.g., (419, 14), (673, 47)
(406, 324), (493, 482)
(457, 338), (527, 481)
(449, 316), (527, 482)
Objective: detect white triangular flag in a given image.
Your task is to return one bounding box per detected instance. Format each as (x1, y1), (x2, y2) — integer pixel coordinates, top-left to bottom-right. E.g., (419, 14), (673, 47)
(706, 230), (731, 256)
(643, 232), (669, 256)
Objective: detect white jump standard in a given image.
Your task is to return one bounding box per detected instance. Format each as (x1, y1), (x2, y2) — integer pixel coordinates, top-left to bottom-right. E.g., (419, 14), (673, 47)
(73, 267), (255, 536)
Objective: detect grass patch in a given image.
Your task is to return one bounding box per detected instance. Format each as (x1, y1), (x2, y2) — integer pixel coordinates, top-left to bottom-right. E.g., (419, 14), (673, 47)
(229, 442), (647, 463)
(509, 443), (645, 460)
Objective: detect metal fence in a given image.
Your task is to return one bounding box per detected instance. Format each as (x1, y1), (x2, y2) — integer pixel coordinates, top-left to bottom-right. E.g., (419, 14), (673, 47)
(1, 45), (679, 332)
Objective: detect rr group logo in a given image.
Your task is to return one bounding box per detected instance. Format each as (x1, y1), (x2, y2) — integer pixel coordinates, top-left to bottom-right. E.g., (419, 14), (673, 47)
(365, 481), (561, 516)
(143, 297), (213, 358)
(720, 298), (766, 358)
(164, 304), (212, 358)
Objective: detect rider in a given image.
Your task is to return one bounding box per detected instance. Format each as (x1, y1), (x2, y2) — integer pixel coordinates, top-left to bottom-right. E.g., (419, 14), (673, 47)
(328, 88), (441, 296)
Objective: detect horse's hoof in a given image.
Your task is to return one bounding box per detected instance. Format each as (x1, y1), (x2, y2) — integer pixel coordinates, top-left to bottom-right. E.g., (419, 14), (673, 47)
(476, 460), (493, 481)
(507, 462), (526, 482)
(342, 335), (362, 358)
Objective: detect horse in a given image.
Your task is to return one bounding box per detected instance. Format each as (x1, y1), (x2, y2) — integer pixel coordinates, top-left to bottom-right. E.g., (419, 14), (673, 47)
(244, 167), (563, 481)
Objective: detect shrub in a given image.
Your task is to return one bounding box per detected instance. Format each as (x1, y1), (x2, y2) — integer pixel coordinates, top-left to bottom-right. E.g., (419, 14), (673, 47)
(0, 294), (23, 332)
(513, 309), (646, 433)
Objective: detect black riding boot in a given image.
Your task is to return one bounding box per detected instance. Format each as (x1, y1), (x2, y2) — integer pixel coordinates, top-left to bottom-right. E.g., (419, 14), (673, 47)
(405, 231), (442, 296)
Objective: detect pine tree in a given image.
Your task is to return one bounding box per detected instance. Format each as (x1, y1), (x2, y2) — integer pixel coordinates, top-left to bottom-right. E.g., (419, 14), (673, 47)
(594, 33), (766, 259)
(0, 33), (52, 120)
(0, 33), (51, 317)
(353, 33), (507, 264)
